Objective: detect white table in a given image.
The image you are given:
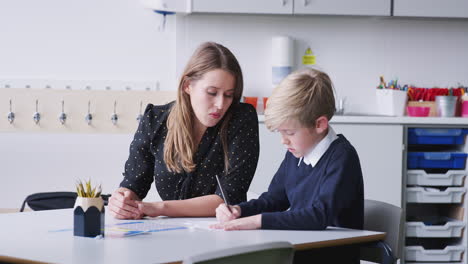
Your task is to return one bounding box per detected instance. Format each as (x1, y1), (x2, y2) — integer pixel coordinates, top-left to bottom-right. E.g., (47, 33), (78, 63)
(0, 209), (385, 264)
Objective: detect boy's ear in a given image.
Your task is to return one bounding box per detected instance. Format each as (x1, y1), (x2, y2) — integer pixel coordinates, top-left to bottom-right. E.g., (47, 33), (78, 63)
(315, 116), (329, 134)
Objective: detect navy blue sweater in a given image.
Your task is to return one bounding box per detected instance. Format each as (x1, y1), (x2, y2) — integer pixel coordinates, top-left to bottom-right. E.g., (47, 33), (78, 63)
(239, 134), (364, 230)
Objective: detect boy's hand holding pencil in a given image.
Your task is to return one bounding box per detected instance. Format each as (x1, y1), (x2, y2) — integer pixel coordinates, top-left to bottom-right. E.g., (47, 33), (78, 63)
(215, 204), (241, 223)
(211, 212), (262, 231)
(214, 174), (241, 222)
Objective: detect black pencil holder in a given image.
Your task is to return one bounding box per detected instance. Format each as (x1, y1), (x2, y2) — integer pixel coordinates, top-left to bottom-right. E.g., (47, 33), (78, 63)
(73, 197), (105, 237)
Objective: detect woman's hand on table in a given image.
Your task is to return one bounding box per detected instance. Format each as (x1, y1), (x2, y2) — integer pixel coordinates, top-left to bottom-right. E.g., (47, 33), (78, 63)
(135, 201), (165, 218)
(108, 188), (141, 220)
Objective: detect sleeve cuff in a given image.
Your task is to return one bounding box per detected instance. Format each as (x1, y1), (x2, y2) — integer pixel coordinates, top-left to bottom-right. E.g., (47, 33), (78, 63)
(119, 182), (144, 200)
(238, 202), (258, 217)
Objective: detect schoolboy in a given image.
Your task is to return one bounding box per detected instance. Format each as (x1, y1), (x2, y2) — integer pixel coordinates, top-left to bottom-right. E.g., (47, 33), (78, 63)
(212, 68), (364, 263)
(212, 68), (364, 232)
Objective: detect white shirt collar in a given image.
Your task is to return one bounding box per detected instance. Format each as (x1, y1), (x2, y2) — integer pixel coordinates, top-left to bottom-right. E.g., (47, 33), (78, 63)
(298, 126), (338, 167)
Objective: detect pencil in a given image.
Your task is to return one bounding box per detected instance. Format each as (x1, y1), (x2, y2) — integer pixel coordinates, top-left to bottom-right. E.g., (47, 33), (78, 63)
(215, 174), (232, 213)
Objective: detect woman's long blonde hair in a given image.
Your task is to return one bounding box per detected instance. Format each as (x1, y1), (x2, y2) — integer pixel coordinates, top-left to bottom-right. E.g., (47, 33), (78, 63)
(164, 42), (243, 174)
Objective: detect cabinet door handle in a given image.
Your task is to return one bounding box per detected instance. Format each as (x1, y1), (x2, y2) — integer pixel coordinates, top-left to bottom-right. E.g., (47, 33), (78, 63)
(282, 0), (287, 6)
(304, 0), (309, 6)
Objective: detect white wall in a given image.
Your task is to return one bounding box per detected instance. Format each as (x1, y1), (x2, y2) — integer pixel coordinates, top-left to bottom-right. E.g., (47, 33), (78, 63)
(0, 0), (177, 89)
(176, 14), (468, 113)
(2, 133), (133, 207)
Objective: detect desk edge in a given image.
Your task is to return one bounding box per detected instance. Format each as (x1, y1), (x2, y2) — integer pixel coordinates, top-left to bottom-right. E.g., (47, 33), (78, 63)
(294, 233), (386, 251)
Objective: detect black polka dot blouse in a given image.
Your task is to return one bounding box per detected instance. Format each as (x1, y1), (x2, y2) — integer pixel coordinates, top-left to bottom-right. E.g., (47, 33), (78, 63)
(120, 102), (260, 205)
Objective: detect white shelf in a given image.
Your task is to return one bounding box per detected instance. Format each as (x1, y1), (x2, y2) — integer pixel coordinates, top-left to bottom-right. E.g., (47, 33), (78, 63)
(331, 116), (468, 125)
(406, 246), (465, 262)
(407, 187), (466, 203)
(406, 221), (465, 238)
(407, 170), (467, 186)
(257, 114), (468, 125)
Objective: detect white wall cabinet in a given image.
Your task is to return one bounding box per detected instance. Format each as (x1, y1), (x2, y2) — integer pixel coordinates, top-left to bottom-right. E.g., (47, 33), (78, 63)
(333, 124), (403, 206)
(143, 0), (468, 18)
(142, 0), (293, 15)
(249, 124), (284, 195)
(251, 122), (403, 207)
(293, 0), (391, 16)
(192, 0), (293, 14)
(142, 0), (390, 16)
(393, 0), (468, 18)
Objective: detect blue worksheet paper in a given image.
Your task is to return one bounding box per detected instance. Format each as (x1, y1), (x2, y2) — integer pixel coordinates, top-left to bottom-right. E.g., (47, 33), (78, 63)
(49, 220), (187, 238)
(105, 221), (188, 238)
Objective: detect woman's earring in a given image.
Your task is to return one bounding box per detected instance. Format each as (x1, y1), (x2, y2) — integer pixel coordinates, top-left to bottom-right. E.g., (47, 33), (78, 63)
(111, 100), (118, 126)
(33, 99), (41, 125)
(7, 99), (15, 124)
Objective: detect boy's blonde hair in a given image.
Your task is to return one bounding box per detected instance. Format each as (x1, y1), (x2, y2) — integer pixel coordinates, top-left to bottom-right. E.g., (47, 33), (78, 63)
(264, 68), (335, 131)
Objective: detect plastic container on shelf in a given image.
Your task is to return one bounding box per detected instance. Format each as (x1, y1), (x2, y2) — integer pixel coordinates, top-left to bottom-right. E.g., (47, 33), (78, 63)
(405, 246), (465, 262)
(407, 152), (468, 169)
(406, 220), (465, 238)
(407, 106), (430, 117)
(407, 101), (437, 117)
(407, 170), (467, 186)
(376, 89), (407, 116)
(408, 128), (468, 145)
(406, 187), (466, 203)
(462, 100), (468, 117)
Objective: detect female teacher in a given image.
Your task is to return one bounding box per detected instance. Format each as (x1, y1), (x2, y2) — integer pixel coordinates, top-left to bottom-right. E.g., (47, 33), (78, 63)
(109, 42), (259, 219)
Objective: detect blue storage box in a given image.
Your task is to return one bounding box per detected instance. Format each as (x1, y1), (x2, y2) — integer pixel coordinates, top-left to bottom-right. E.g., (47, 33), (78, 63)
(408, 128), (468, 145)
(408, 152), (468, 169)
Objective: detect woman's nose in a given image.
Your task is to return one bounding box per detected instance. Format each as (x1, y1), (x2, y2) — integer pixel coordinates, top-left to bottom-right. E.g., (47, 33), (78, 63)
(215, 95), (225, 109)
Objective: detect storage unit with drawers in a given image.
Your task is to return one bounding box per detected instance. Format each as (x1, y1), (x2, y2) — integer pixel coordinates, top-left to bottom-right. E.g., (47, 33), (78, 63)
(405, 127), (468, 264)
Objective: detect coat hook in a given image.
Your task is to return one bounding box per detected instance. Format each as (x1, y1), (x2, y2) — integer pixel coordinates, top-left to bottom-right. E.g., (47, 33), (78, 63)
(111, 100), (118, 125)
(33, 99), (41, 125)
(136, 101), (143, 122)
(85, 100), (93, 125)
(7, 99), (15, 124)
(59, 100), (67, 125)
